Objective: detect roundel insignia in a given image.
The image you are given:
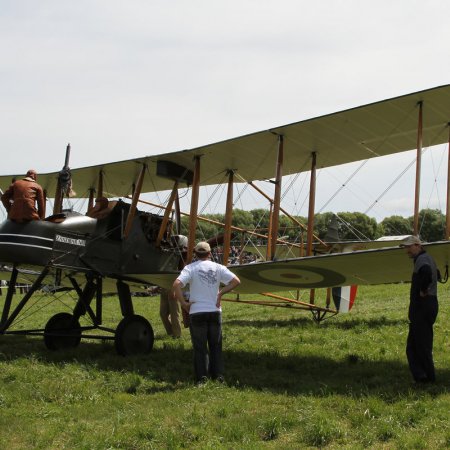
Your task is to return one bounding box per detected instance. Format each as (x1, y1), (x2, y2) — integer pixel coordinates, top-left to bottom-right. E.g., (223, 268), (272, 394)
(240, 264), (346, 289)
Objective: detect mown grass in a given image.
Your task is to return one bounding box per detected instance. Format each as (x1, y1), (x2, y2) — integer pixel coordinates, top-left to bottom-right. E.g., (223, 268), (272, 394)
(0, 283), (449, 449)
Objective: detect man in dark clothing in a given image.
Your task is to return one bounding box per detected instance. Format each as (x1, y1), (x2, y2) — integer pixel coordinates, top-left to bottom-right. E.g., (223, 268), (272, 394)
(401, 235), (439, 383)
(1, 169), (45, 222)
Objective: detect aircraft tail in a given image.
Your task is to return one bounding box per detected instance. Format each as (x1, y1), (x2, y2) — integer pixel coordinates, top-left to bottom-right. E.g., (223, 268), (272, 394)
(332, 285), (357, 313)
(324, 214), (340, 242)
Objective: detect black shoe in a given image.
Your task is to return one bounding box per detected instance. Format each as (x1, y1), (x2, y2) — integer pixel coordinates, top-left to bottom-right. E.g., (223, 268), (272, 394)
(196, 376), (208, 386)
(415, 376), (429, 384)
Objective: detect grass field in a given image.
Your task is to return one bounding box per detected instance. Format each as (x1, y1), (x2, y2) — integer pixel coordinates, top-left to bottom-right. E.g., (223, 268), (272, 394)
(0, 283), (449, 449)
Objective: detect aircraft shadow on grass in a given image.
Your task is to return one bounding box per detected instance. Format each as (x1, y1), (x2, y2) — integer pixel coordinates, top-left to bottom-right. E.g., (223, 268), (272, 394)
(1, 335), (449, 398)
(226, 316), (407, 330)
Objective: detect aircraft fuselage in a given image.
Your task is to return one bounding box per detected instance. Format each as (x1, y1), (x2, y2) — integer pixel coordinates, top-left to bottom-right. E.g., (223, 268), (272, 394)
(0, 202), (180, 280)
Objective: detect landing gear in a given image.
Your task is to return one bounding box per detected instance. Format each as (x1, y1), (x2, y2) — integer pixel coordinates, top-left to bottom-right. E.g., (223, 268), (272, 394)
(114, 314), (154, 356)
(1, 267), (155, 356)
(44, 312), (82, 350)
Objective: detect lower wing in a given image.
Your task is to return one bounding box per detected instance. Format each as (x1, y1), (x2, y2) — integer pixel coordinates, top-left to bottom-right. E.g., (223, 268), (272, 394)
(4, 241), (449, 296)
(230, 241), (450, 294)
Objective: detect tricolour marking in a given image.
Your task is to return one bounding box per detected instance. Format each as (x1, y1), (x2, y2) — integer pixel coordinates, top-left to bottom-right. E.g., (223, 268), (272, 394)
(239, 264), (346, 289)
(332, 285), (357, 313)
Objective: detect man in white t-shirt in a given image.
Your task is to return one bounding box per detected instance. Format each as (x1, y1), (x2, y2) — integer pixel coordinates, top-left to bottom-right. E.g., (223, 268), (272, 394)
(173, 241), (240, 383)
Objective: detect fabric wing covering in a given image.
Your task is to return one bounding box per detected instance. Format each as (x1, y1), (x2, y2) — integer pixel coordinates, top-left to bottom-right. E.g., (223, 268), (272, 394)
(122, 241), (450, 295)
(1, 84), (449, 198)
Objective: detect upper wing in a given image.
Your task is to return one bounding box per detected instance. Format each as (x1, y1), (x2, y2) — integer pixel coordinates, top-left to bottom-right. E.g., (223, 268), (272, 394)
(1, 84), (449, 198)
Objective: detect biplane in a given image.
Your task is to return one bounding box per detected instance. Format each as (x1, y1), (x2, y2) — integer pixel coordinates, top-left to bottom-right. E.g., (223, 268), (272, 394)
(1, 84), (450, 355)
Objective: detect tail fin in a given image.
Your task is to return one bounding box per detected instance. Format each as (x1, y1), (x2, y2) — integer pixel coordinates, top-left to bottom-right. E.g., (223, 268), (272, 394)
(332, 285), (357, 313)
(324, 214), (340, 242)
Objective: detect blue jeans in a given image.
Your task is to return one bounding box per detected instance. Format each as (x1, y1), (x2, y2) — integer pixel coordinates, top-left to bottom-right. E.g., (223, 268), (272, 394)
(189, 312), (223, 382)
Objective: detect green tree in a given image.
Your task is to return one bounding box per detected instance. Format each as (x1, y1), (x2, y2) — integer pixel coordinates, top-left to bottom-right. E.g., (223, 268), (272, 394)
(180, 214), (223, 241)
(249, 208), (270, 230)
(231, 209), (254, 229)
(337, 212), (379, 240)
(278, 215), (296, 239)
(380, 215), (412, 236)
(180, 208), (448, 244)
(415, 208), (446, 241)
(313, 212), (336, 240)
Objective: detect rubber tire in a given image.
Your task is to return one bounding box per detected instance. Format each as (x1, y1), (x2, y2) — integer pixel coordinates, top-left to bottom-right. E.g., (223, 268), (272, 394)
(114, 314), (154, 356)
(44, 312), (82, 351)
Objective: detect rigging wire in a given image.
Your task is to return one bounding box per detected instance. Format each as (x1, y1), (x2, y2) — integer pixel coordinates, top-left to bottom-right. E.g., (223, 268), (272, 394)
(199, 175), (227, 215)
(319, 160), (370, 213)
(233, 182), (249, 208)
(8, 287), (79, 327)
(364, 125), (449, 216)
(280, 163), (309, 218)
(363, 157), (416, 215)
(334, 213), (371, 241)
(318, 102), (418, 214)
(145, 164), (164, 207)
(419, 143), (447, 237)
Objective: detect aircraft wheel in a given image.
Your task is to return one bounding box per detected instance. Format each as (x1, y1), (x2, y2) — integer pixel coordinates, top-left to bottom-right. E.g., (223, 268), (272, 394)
(44, 312), (82, 351)
(115, 314), (154, 356)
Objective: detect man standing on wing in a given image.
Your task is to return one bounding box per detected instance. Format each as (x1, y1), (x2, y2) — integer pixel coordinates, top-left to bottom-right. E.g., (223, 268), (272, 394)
(400, 235), (439, 383)
(173, 241), (240, 384)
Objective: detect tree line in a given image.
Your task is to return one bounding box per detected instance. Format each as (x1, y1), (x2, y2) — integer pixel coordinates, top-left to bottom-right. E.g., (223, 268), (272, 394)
(180, 208), (447, 243)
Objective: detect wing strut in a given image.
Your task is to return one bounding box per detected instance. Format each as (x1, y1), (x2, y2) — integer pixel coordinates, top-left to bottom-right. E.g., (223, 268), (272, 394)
(156, 180), (179, 247)
(0, 265), (18, 327)
(222, 170), (234, 266)
(307, 152), (317, 305)
(97, 170), (104, 198)
(270, 135), (284, 260)
(445, 125), (450, 239)
(413, 102), (423, 235)
(88, 188), (95, 211)
(187, 156), (201, 263)
(174, 189), (181, 235)
(124, 163), (146, 238)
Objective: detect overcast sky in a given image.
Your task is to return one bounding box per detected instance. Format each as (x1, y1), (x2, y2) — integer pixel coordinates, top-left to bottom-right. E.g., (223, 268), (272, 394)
(1, 0), (449, 222)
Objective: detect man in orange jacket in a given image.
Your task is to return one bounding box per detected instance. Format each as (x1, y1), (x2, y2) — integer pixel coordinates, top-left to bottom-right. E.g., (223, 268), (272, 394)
(1, 169), (45, 222)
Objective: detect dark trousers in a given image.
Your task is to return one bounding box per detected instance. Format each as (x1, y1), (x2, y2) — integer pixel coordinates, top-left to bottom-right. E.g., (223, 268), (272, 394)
(406, 298), (438, 382)
(189, 312), (223, 382)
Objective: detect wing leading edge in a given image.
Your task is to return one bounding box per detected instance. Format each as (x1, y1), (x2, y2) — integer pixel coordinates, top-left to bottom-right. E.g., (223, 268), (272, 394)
(1, 84), (449, 198)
